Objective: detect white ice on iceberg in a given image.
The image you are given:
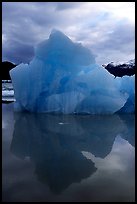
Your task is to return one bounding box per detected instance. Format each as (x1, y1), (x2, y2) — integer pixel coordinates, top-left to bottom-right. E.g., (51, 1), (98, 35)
(10, 30), (134, 114)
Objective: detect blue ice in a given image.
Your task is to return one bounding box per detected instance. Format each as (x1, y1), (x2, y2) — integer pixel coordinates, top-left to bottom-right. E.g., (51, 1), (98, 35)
(10, 30), (134, 114)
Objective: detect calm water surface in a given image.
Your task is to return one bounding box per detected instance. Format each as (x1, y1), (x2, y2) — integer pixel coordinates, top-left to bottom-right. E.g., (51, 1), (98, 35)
(2, 103), (135, 202)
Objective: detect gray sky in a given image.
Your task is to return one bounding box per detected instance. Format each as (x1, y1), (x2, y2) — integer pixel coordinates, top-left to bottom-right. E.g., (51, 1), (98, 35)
(2, 2), (135, 65)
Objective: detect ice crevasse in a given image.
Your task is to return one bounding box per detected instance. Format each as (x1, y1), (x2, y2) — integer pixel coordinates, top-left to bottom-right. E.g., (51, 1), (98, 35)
(10, 29), (135, 114)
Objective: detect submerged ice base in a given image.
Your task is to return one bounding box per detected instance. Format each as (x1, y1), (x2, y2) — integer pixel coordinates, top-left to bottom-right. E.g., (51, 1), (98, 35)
(10, 30), (135, 114)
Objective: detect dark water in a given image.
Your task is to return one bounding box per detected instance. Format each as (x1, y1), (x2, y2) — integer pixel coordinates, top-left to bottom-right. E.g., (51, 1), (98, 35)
(2, 103), (135, 202)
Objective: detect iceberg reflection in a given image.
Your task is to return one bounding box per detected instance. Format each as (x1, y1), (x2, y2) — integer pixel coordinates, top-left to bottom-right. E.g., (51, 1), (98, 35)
(10, 113), (134, 194)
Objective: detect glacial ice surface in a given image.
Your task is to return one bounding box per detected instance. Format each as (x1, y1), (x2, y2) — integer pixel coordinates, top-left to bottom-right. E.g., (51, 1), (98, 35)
(10, 30), (135, 114)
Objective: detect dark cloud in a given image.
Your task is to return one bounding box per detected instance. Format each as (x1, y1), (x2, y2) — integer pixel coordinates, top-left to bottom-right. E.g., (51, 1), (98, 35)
(2, 40), (34, 64)
(55, 2), (84, 10)
(2, 2), (135, 64)
(2, 2), (65, 63)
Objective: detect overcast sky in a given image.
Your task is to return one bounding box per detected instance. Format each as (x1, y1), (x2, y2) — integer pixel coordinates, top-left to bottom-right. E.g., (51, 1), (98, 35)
(2, 2), (135, 65)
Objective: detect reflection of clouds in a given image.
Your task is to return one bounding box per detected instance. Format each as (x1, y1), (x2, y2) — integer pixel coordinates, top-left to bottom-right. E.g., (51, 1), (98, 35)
(10, 113), (135, 199)
(76, 135), (135, 202)
(2, 120), (7, 129)
(2, 103), (15, 141)
(82, 135), (135, 171)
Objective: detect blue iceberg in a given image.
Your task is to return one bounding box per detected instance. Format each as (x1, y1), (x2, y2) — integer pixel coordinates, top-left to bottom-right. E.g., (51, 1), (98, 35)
(10, 30), (135, 114)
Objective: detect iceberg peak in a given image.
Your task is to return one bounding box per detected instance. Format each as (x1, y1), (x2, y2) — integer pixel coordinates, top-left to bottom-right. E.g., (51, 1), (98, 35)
(50, 29), (70, 41)
(35, 29), (94, 67)
(48, 29), (73, 48)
